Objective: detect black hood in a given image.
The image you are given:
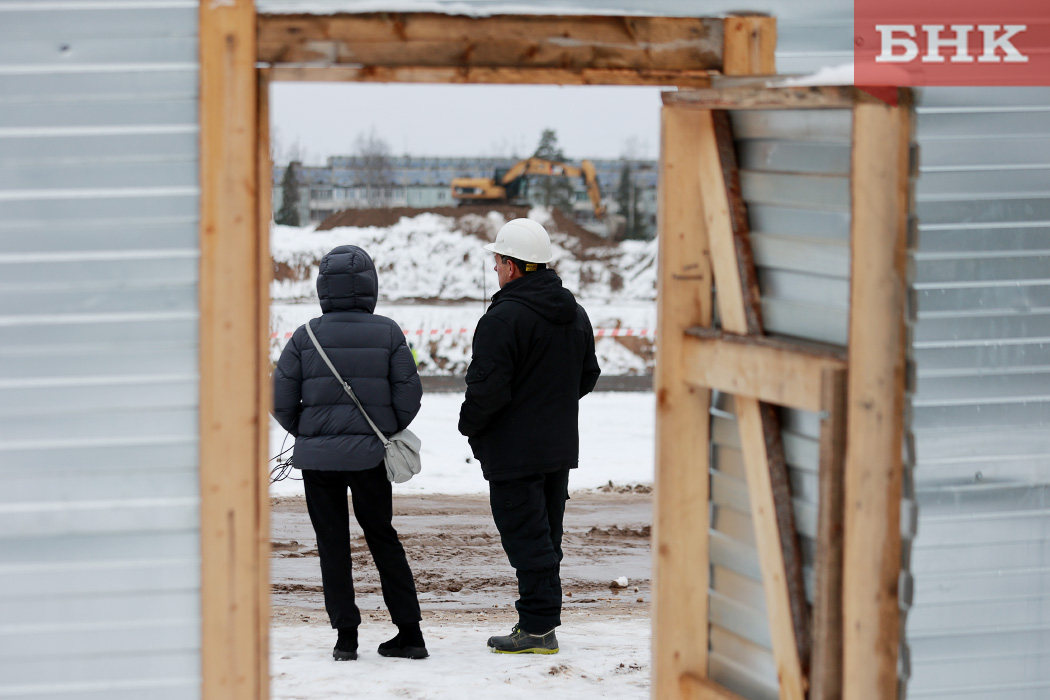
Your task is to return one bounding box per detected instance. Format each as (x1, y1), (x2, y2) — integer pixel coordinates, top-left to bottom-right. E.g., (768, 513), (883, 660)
(316, 245), (378, 313)
(490, 268), (577, 324)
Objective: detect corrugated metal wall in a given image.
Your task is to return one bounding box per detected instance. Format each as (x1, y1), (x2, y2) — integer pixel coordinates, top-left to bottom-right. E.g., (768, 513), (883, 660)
(0, 2), (202, 698)
(904, 86), (1050, 700)
(256, 3), (1050, 699)
(707, 108), (855, 700)
(4, 0), (1043, 697)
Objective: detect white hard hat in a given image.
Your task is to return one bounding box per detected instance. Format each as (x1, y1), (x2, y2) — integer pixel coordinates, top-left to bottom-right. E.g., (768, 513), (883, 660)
(484, 218), (553, 264)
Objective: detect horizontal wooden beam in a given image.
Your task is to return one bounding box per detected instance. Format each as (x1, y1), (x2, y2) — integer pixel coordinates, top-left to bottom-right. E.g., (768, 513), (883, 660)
(267, 64), (711, 87)
(681, 328), (846, 413)
(664, 86), (911, 110)
(680, 673), (751, 700)
(259, 13), (723, 72)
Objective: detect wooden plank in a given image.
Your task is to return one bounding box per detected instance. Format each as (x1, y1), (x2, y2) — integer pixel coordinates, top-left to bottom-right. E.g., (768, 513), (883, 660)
(199, 1), (267, 699)
(680, 672), (752, 700)
(258, 13), (723, 72)
(697, 103), (808, 700)
(811, 368), (848, 700)
(712, 110), (764, 334)
(680, 333), (846, 413)
(686, 326), (848, 363)
(664, 86), (865, 111)
(842, 99), (912, 700)
(722, 15), (776, 76)
(734, 396), (808, 700)
(652, 104), (714, 700)
(695, 109), (763, 335)
(255, 67), (274, 700)
(268, 65), (712, 87)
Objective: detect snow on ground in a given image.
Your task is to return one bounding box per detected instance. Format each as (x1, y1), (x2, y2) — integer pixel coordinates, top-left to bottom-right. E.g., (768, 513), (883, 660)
(271, 616), (651, 700)
(268, 216), (656, 699)
(270, 299), (656, 375)
(269, 391), (655, 496)
(270, 215), (657, 306)
(270, 214), (658, 375)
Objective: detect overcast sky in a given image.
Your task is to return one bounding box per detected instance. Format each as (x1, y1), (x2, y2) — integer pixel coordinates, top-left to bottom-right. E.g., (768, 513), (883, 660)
(269, 82), (668, 166)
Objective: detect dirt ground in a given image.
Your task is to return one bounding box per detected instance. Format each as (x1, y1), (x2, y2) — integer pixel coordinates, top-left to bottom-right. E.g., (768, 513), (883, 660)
(271, 489), (653, 630)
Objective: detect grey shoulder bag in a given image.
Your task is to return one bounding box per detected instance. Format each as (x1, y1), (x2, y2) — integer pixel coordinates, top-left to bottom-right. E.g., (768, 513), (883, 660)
(304, 321), (422, 484)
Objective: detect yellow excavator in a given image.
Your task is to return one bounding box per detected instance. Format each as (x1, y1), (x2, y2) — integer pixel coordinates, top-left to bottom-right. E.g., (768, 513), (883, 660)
(450, 157), (606, 219)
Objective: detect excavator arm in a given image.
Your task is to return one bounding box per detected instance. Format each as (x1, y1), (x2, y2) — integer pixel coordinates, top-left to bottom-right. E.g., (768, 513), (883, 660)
(451, 156), (605, 219)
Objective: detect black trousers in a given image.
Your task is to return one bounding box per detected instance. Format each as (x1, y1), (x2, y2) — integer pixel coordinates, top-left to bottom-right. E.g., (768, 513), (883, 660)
(488, 467), (570, 633)
(301, 465), (422, 630)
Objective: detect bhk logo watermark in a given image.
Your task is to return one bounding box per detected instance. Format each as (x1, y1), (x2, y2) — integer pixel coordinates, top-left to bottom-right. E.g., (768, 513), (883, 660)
(855, 0), (1050, 86)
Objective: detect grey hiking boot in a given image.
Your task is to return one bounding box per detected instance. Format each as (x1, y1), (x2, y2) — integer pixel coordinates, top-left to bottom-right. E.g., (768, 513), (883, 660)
(487, 624), (559, 654)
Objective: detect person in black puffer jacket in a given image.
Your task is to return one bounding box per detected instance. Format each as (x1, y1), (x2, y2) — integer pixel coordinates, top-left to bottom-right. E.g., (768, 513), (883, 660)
(459, 219), (601, 655)
(272, 245), (427, 662)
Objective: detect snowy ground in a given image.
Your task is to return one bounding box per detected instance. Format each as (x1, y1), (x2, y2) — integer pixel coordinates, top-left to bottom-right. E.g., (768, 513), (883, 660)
(269, 391), (656, 699)
(271, 616), (651, 700)
(269, 392), (655, 496)
(268, 216), (657, 698)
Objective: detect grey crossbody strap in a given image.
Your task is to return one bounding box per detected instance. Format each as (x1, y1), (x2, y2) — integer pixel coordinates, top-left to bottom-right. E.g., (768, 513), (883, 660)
(304, 321), (390, 447)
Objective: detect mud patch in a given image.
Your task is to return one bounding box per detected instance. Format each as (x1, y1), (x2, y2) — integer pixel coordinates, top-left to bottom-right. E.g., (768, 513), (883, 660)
(596, 481), (653, 495)
(585, 525), (651, 539)
(271, 491), (652, 620)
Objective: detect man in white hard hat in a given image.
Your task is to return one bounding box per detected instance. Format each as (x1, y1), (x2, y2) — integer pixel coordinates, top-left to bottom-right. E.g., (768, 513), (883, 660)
(459, 218), (601, 654)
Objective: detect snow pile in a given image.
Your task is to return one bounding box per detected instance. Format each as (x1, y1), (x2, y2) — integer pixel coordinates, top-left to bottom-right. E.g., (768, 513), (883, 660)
(270, 209), (658, 304)
(270, 209), (658, 375)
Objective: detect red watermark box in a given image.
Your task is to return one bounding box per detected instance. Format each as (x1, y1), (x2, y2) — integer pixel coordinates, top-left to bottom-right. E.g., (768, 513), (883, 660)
(855, 0), (1050, 86)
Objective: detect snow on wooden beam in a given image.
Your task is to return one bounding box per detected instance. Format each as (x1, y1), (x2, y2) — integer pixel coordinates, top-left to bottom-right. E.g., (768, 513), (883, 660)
(257, 13), (725, 74)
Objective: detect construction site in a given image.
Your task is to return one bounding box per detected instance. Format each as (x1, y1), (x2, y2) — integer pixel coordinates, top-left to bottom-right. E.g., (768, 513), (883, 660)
(3, 2), (1048, 700)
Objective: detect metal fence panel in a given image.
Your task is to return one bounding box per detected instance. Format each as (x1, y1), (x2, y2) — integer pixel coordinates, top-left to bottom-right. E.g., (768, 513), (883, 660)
(0, 2), (201, 698)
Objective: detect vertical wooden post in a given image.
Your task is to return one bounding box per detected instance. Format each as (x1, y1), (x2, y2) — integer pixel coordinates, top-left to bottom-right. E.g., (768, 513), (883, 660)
(842, 94), (912, 700)
(199, 1), (268, 699)
(811, 368), (848, 700)
(653, 105), (714, 700)
(722, 15), (777, 76)
(255, 67), (274, 696)
(654, 20), (778, 700)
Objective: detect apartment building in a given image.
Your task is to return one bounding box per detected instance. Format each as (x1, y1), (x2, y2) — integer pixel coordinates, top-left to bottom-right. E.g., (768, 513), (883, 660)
(273, 153), (658, 237)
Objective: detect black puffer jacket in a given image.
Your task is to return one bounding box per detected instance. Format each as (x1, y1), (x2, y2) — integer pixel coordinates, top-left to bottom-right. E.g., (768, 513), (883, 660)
(458, 268), (601, 480)
(272, 245), (422, 471)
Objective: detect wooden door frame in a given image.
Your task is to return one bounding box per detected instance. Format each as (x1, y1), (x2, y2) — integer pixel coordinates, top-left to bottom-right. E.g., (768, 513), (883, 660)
(198, 5), (782, 700)
(660, 85), (914, 700)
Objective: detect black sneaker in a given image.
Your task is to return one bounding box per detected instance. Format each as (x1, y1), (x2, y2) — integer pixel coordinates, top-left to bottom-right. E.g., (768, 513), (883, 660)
(377, 625), (429, 660)
(487, 624), (559, 654)
(333, 627), (358, 661)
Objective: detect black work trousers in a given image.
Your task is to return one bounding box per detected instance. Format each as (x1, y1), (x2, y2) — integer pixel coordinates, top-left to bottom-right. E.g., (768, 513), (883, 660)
(488, 467), (570, 634)
(301, 465), (421, 630)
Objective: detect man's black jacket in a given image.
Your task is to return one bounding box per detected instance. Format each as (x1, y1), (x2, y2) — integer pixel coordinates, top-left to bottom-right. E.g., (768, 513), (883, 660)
(272, 245), (422, 471)
(458, 268), (601, 480)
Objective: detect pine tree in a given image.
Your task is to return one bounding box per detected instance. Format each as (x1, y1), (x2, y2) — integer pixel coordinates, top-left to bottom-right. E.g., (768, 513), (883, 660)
(529, 129), (575, 216)
(615, 160), (644, 240)
(275, 161), (301, 226)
